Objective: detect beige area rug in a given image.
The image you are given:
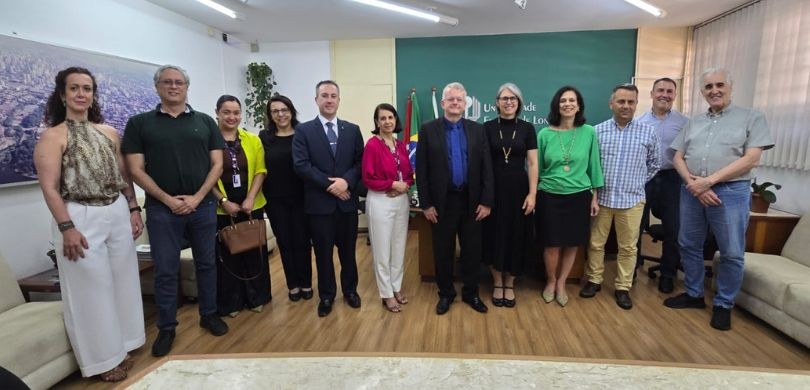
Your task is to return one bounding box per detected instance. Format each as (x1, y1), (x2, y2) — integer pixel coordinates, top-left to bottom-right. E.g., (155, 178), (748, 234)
(122, 353), (810, 389)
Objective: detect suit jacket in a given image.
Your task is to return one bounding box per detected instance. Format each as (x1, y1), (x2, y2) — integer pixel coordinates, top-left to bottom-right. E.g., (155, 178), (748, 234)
(292, 116), (364, 215)
(415, 118), (494, 215)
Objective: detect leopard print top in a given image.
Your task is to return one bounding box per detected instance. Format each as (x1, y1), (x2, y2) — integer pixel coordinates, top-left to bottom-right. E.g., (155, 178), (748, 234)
(60, 120), (126, 206)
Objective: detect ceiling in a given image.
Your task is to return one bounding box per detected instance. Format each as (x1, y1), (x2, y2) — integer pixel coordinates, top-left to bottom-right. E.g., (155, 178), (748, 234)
(146, 0), (751, 44)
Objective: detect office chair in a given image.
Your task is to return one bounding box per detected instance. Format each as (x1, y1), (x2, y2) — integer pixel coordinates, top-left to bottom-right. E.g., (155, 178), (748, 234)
(355, 180), (371, 246)
(639, 207), (714, 280)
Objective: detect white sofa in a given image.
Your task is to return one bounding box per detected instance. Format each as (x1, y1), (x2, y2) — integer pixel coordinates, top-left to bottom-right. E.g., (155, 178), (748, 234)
(136, 202), (276, 299)
(0, 254), (77, 389)
(729, 214), (810, 347)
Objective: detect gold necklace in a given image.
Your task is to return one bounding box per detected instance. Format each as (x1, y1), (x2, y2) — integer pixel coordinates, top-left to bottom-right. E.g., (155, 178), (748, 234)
(557, 127), (577, 172)
(498, 117), (517, 164)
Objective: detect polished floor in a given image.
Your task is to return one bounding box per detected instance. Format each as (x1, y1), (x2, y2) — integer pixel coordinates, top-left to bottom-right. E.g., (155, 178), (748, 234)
(57, 232), (810, 388)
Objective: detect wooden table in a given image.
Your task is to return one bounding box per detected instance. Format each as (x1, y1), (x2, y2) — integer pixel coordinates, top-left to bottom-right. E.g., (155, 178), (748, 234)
(747, 209), (801, 254)
(17, 260), (154, 302)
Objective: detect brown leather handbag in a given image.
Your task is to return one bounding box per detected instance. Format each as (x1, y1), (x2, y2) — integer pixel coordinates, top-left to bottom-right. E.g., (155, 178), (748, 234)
(218, 216), (266, 254)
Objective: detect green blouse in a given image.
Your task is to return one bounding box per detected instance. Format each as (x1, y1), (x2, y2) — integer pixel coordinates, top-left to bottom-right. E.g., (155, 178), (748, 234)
(536, 124), (604, 195)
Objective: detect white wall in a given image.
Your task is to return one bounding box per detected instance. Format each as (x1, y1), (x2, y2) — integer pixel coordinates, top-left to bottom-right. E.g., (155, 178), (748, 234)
(0, 0), (250, 277)
(754, 167), (809, 216)
(248, 41), (332, 129)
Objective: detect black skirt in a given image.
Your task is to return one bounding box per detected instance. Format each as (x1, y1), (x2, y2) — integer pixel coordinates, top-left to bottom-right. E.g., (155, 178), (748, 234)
(536, 189), (592, 247)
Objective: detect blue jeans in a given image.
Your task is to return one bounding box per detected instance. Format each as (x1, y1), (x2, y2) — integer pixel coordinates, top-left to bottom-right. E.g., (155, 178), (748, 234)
(146, 200), (217, 330)
(678, 180), (750, 308)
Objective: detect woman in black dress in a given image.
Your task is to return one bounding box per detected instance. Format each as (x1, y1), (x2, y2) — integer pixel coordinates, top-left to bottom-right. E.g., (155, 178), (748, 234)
(259, 95), (313, 302)
(482, 83), (538, 308)
(211, 95), (272, 317)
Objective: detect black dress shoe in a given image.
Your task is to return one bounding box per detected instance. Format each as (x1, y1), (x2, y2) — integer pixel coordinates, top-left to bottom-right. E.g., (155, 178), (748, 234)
(151, 329), (175, 357)
(200, 314), (229, 336)
(318, 298), (333, 317)
(579, 281), (602, 298)
(614, 290), (633, 310)
(658, 276), (674, 293)
(345, 292), (362, 308)
(301, 289), (314, 300)
(710, 306), (732, 330)
(664, 292), (706, 309)
(436, 296), (453, 315)
(289, 289), (302, 302)
(462, 296), (488, 313)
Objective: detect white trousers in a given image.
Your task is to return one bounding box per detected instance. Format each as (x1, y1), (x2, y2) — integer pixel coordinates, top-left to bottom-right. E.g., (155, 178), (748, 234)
(366, 190), (410, 298)
(52, 196), (145, 377)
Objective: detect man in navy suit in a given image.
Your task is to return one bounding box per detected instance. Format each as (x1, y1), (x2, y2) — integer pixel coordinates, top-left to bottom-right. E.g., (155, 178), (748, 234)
(292, 80), (364, 317)
(416, 82), (494, 315)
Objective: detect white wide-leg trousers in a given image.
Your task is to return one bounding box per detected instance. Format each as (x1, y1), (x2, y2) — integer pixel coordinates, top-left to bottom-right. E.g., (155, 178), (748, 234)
(366, 190), (410, 298)
(52, 196), (145, 377)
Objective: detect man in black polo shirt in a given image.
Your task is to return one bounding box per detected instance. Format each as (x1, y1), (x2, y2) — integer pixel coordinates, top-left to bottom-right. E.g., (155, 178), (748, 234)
(122, 64), (227, 357)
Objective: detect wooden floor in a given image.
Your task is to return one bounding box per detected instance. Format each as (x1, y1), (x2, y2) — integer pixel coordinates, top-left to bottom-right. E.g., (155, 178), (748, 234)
(58, 233), (810, 388)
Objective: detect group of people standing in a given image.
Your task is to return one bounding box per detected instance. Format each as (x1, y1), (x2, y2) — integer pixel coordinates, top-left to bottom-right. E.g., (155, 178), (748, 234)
(34, 63), (771, 383)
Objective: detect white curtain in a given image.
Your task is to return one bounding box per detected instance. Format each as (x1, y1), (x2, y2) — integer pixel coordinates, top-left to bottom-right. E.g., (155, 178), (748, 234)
(688, 0), (810, 171)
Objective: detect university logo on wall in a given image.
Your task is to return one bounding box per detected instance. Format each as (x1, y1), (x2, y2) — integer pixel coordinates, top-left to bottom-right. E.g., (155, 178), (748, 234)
(464, 95), (482, 122)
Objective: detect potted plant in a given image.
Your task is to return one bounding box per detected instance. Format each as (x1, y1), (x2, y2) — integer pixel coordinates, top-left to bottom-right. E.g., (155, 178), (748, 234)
(245, 62), (278, 128)
(751, 179), (781, 213)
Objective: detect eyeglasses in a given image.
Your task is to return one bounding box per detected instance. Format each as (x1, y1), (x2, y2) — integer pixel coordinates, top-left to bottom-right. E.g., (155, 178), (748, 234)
(159, 79), (187, 87)
(270, 108), (290, 116)
(498, 96), (518, 102)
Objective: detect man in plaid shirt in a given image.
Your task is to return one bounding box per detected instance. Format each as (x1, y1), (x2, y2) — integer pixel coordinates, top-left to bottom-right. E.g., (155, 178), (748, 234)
(580, 84), (660, 310)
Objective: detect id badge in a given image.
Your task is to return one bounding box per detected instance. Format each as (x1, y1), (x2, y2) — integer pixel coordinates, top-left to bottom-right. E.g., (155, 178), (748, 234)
(232, 174), (241, 188)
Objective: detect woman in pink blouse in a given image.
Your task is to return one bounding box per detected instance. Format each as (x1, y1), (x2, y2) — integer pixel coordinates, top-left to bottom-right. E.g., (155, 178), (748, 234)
(362, 103), (414, 313)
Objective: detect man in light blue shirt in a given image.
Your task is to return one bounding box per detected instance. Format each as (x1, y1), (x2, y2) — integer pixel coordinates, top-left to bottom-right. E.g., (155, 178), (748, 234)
(581, 84), (660, 310)
(636, 77), (689, 293)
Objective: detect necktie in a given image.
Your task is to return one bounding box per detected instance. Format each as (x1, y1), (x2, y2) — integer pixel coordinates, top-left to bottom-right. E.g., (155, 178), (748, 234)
(450, 123), (464, 188)
(326, 122), (337, 155)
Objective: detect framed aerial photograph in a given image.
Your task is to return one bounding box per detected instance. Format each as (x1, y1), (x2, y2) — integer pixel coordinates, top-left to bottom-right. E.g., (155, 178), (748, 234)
(0, 34), (159, 187)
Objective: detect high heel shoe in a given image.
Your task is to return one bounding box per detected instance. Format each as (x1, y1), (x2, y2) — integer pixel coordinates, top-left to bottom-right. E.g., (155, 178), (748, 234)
(382, 298), (401, 313)
(118, 354), (134, 371)
(503, 286), (516, 308)
(542, 290), (555, 304)
(492, 286), (504, 307)
(394, 291), (408, 305)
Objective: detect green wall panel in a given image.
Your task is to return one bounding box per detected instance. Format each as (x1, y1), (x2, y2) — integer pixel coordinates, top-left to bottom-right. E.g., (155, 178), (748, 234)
(396, 29), (637, 129)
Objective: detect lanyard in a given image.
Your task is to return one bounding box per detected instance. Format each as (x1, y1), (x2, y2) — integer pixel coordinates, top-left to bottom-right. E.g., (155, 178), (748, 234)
(225, 138), (242, 187)
(380, 136), (403, 182)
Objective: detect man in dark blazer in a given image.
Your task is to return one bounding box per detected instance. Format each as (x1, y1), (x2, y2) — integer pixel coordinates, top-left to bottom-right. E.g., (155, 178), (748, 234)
(416, 82), (494, 315)
(292, 80), (364, 317)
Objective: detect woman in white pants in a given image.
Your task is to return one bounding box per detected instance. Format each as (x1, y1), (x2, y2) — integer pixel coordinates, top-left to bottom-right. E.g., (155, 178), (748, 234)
(34, 67), (145, 382)
(362, 103), (414, 313)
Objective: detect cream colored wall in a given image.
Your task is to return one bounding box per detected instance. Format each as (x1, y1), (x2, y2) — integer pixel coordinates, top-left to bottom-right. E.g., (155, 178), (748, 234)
(331, 38), (397, 229)
(634, 27), (689, 116)
(331, 38), (397, 140)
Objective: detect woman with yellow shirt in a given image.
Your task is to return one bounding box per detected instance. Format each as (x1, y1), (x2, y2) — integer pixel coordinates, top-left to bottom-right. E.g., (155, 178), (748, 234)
(211, 95), (271, 317)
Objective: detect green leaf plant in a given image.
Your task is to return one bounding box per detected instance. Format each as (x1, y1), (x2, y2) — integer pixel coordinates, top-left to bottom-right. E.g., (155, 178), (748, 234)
(751, 179), (782, 204)
(245, 62), (278, 128)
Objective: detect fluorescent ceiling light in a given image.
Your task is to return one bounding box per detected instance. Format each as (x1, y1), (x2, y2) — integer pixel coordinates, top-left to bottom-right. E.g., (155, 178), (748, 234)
(624, 0), (665, 18)
(350, 0), (458, 26)
(195, 0), (238, 19)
